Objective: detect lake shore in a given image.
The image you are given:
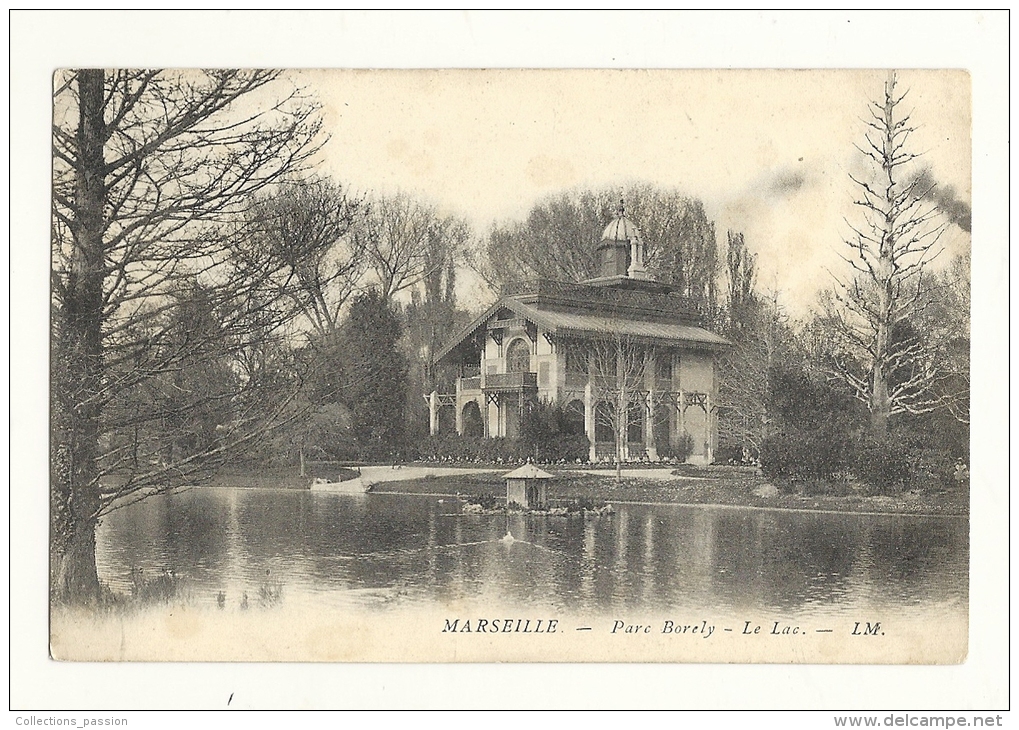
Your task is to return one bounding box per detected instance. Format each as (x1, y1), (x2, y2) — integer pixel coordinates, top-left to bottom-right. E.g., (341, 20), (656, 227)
(204, 462), (967, 517)
(364, 464), (969, 517)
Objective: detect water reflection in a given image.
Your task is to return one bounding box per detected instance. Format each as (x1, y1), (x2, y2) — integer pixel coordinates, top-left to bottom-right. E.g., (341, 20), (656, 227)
(96, 488), (968, 617)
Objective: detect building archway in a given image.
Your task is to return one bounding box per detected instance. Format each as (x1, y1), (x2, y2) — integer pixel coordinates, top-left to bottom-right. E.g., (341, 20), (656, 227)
(462, 400), (484, 437)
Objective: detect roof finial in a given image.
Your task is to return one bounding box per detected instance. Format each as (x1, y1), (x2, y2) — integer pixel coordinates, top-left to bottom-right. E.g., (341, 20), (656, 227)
(618, 198), (626, 217)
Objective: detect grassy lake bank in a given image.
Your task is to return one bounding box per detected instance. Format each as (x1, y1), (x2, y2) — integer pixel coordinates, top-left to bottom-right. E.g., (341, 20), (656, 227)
(199, 462), (967, 516)
(366, 464), (969, 517)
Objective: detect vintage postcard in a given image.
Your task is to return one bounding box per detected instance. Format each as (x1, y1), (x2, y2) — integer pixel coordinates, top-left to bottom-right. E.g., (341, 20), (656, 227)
(47, 67), (971, 666)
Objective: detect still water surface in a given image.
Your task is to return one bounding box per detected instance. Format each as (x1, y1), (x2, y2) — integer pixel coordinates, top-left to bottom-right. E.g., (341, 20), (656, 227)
(95, 487), (968, 619)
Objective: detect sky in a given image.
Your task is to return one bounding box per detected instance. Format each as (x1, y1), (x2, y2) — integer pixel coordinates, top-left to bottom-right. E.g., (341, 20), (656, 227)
(298, 68), (971, 318)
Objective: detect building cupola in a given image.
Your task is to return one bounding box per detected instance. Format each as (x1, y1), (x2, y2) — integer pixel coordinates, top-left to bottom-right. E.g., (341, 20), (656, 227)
(596, 201), (649, 280)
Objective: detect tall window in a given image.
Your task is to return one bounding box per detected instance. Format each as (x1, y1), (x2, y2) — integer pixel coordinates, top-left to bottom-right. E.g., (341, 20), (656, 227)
(506, 338), (531, 373)
(656, 353), (672, 381)
(564, 345), (587, 375)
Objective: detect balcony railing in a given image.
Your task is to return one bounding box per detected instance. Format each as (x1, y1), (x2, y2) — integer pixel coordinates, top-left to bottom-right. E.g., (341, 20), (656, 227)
(483, 371), (538, 391)
(460, 376), (482, 391)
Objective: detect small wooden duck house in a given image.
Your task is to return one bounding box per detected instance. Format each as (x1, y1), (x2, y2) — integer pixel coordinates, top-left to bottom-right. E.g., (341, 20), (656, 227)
(504, 464), (553, 509)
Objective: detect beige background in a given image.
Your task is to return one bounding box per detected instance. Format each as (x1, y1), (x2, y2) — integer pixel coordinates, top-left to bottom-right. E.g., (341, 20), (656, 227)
(12, 10), (1008, 710)
(300, 67), (970, 318)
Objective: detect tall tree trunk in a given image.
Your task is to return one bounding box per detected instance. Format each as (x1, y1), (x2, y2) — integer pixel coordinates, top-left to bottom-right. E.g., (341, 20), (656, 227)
(870, 295), (892, 436)
(870, 362), (891, 436)
(51, 69), (106, 602)
(869, 72), (897, 438)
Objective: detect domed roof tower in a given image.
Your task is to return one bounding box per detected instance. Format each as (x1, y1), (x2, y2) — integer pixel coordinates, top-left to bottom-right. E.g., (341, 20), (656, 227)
(596, 201), (649, 281)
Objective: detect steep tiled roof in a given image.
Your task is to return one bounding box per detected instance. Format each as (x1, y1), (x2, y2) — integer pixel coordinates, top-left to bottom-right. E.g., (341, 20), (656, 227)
(510, 300), (731, 348)
(434, 294), (730, 364)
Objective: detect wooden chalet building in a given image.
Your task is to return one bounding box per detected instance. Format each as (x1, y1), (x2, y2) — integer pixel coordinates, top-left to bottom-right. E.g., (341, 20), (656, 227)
(429, 208), (730, 465)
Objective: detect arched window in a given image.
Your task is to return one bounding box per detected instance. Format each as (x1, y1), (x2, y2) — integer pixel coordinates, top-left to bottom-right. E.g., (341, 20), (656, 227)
(506, 338), (531, 373)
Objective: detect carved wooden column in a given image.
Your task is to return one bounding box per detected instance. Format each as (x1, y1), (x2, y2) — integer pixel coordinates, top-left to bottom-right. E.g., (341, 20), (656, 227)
(455, 379), (463, 435)
(676, 389), (685, 456)
(584, 381), (596, 462)
(645, 353), (657, 461)
(704, 392), (713, 464)
(645, 391), (658, 461)
(428, 390), (439, 436)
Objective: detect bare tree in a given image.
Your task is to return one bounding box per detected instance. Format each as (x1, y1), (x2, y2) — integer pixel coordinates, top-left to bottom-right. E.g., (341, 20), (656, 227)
(355, 193), (469, 304)
(825, 71), (951, 435)
(717, 287), (793, 460)
(724, 231), (757, 332)
(483, 190), (604, 285)
(234, 178), (365, 338)
(715, 231), (798, 460)
(480, 184), (718, 314)
(911, 250), (971, 426)
(51, 69), (322, 601)
(586, 334), (656, 481)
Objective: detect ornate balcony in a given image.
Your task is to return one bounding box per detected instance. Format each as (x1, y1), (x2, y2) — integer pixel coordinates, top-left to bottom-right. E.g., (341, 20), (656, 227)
(483, 371), (538, 392)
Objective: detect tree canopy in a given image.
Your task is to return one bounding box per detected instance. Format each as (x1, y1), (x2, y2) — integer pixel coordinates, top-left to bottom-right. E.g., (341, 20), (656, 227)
(481, 183), (718, 310)
(51, 69), (324, 600)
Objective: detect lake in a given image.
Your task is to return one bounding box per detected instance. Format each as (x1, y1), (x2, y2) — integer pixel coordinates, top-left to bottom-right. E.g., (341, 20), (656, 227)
(95, 486), (969, 622)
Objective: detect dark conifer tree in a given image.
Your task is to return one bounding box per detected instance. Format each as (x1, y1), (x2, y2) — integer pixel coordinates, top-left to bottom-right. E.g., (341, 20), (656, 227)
(338, 289), (409, 460)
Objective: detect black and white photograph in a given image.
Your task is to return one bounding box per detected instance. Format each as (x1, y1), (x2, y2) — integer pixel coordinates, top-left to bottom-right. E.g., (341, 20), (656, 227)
(12, 9), (1008, 711)
(46, 65), (972, 664)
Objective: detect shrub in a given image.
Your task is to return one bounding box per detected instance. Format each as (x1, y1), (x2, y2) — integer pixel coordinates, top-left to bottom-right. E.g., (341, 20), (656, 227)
(759, 433), (800, 479)
(519, 400), (590, 462)
(713, 443), (743, 465)
(761, 361), (862, 484)
(851, 434), (911, 495)
(417, 430), (589, 465)
(417, 435), (528, 463)
(904, 447), (956, 492)
(848, 431), (958, 495)
(760, 426), (853, 482)
(658, 432), (693, 462)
